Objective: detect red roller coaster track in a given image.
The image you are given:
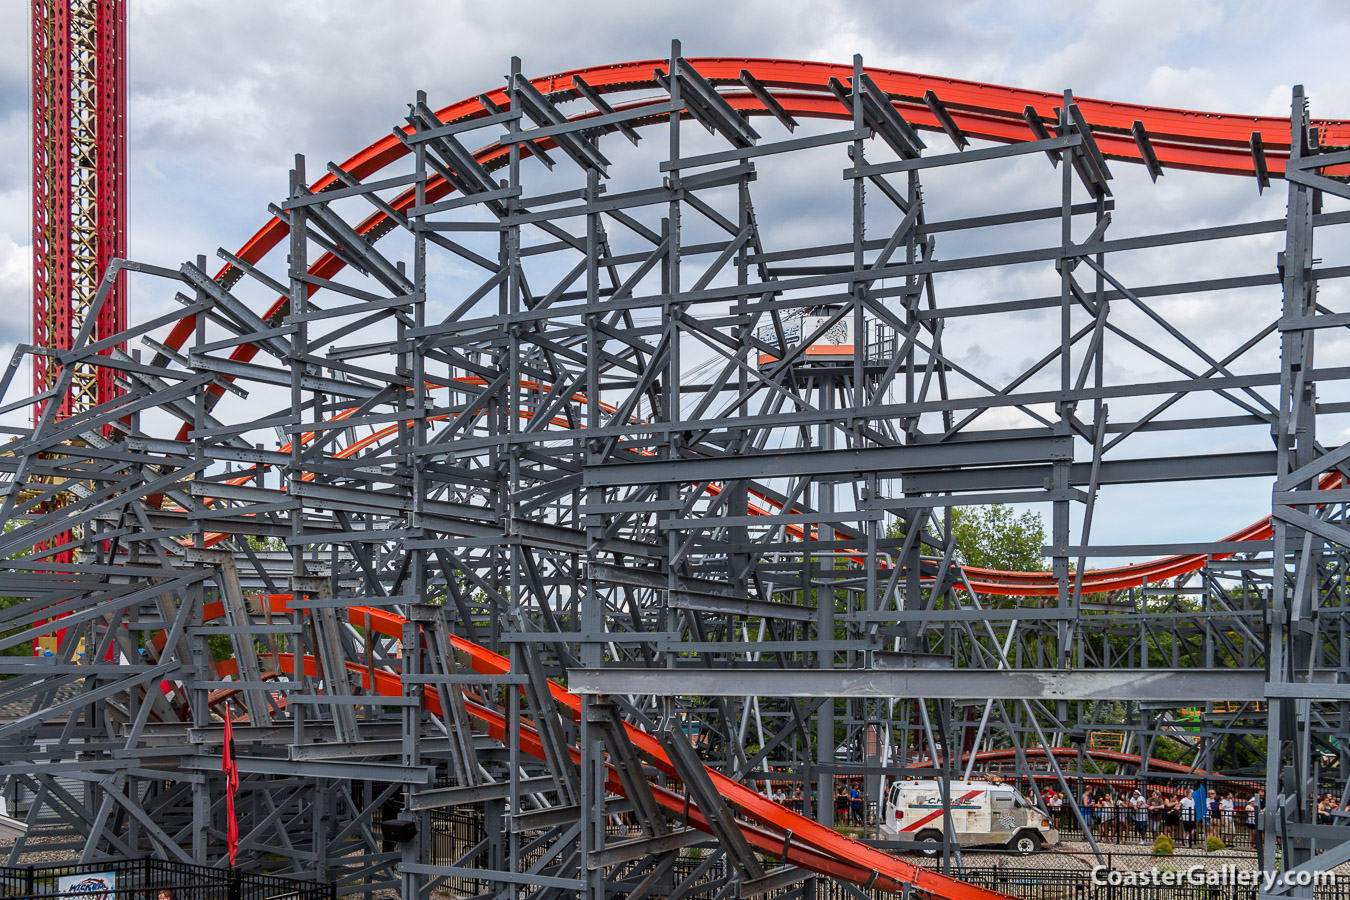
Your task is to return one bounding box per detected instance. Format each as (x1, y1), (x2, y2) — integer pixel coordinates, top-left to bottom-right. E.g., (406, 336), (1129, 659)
(148, 58), (1350, 898)
(162, 56), (1349, 598)
(190, 596), (1012, 900)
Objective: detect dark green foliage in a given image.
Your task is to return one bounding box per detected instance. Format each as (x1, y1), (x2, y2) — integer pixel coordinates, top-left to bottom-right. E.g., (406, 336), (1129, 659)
(949, 504), (1047, 573)
(0, 596), (38, 659)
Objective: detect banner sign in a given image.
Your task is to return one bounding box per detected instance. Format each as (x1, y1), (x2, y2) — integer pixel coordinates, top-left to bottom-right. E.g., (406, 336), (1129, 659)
(56, 872), (116, 900)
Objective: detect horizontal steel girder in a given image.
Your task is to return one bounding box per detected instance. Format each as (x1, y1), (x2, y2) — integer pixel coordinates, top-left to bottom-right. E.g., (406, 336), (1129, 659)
(583, 435), (1072, 487)
(566, 667), (1271, 701)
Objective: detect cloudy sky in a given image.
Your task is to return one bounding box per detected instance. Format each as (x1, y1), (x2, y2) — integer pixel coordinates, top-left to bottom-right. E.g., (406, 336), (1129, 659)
(2, 0), (1349, 557)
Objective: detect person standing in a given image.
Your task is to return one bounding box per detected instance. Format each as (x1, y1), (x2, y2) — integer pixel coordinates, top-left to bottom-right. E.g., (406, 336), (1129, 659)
(1132, 790), (1149, 844)
(1180, 792), (1196, 847)
(1097, 794), (1115, 843)
(1246, 794), (1260, 849)
(1219, 793), (1235, 842)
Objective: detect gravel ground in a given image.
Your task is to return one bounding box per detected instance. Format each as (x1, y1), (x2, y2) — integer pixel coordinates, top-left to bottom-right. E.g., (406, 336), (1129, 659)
(919, 839), (1350, 876)
(0, 831), (93, 865)
(7, 824), (1350, 894)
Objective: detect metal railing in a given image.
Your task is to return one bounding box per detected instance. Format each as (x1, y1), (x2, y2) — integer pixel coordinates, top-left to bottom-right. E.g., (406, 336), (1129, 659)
(429, 806), (489, 896)
(370, 801), (1336, 900)
(663, 861), (1350, 900)
(0, 857), (332, 900)
(815, 867), (1350, 900)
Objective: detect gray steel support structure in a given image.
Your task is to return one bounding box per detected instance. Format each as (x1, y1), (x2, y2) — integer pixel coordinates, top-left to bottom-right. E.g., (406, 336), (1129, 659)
(1, 45), (1349, 900)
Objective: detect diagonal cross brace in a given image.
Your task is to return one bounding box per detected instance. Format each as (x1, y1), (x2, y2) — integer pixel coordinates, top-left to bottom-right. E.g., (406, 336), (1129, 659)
(655, 719), (764, 882)
(591, 699), (668, 838)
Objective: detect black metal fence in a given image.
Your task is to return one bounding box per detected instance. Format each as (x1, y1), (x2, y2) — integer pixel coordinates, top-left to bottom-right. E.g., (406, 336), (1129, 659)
(664, 860), (1350, 900)
(380, 796), (1336, 900)
(0, 857), (332, 900)
(813, 867), (1350, 900)
(429, 806), (488, 896)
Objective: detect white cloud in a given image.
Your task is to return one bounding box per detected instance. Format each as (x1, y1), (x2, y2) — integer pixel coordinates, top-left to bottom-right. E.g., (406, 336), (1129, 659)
(0, 235), (31, 415)
(0, 234), (30, 345)
(1141, 65), (1228, 111)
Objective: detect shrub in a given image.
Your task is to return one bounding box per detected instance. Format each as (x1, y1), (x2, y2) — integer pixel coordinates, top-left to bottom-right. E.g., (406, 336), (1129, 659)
(1206, 836), (1226, 853)
(1153, 835), (1175, 856)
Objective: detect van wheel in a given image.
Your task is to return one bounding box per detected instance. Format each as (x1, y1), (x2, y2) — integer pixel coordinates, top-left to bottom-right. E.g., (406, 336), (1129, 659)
(1008, 831), (1041, 855)
(915, 830), (943, 857)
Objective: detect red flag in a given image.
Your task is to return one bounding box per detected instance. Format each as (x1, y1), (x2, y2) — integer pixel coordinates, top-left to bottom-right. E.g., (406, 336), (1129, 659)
(223, 713), (240, 865)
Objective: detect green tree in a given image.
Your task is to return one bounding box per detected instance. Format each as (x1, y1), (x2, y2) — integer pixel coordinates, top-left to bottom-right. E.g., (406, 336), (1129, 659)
(2, 521), (48, 660)
(0, 597), (39, 660)
(949, 504), (1047, 572)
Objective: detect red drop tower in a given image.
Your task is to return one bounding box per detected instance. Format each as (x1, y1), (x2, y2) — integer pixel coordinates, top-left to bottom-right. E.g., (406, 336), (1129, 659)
(31, 0), (126, 421)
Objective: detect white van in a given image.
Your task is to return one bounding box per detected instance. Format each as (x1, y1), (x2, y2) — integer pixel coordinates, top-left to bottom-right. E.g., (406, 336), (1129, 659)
(879, 779), (1059, 854)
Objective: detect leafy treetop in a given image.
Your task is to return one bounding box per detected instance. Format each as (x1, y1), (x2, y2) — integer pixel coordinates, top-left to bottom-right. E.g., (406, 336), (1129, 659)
(948, 504), (1047, 573)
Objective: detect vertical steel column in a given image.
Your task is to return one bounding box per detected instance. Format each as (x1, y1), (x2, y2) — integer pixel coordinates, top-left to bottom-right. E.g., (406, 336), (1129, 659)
(897, 158), (924, 668)
(663, 43), (685, 759)
(497, 70), (525, 892)
(189, 251), (212, 865)
(409, 86), (434, 899)
(576, 55), (608, 899)
(1053, 93), (1074, 671)
(848, 55), (870, 799)
(814, 369), (835, 829)
(287, 153), (311, 774)
(660, 36), (687, 836)
(506, 58), (579, 899)
(400, 616), (422, 900)
(1264, 85), (1319, 879)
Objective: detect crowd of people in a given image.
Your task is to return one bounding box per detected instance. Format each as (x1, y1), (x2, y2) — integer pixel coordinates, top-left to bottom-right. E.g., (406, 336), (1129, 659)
(759, 782), (807, 813)
(833, 782), (867, 825)
(1316, 791), (1346, 824)
(745, 775), (1345, 853)
(1038, 785), (1265, 848)
(754, 780), (870, 825)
